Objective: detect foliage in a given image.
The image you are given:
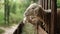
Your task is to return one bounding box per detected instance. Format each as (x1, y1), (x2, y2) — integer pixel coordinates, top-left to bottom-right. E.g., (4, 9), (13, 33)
(8, 0), (32, 24)
(0, 7), (5, 26)
(57, 0), (60, 8)
(0, 0), (32, 26)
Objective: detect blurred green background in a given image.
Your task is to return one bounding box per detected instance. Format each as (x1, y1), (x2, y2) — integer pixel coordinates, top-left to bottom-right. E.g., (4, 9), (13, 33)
(0, 0), (32, 26)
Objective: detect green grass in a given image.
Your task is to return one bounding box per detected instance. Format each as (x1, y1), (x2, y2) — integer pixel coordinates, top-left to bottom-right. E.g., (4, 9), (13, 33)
(0, 29), (5, 34)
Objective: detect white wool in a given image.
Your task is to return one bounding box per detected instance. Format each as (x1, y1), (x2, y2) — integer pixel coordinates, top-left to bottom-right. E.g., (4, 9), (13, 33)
(44, 9), (51, 13)
(24, 3), (42, 17)
(23, 17), (26, 24)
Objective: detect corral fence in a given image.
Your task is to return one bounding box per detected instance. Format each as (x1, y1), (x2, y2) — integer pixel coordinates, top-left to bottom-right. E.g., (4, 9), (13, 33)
(38, 0), (57, 34)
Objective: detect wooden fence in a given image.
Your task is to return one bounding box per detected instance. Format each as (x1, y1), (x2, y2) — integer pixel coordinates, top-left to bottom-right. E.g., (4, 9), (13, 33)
(38, 0), (57, 34)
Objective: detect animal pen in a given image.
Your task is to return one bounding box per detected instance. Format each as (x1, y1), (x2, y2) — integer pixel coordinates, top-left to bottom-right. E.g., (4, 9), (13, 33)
(38, 0), (57, 34)
(13, 0), (57, 34)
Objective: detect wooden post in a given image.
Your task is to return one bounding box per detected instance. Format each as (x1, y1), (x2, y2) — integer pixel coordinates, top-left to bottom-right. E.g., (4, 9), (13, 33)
(50, 0), (51, 9)
(38, 0), (43, 7)
(38, 0), (42, 5)
(45, 0), (48, 10)
(49, 0), (57, 34)
(43, 0), (45, 9)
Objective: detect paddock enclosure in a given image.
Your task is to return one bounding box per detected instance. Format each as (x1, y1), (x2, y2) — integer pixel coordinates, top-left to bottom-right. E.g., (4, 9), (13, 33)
(38, 0), (57, 34)
(13, 0), (58, 34)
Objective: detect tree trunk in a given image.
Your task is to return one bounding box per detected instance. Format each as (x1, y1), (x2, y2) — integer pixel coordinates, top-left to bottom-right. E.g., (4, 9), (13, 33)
(4, 0), (10, 25)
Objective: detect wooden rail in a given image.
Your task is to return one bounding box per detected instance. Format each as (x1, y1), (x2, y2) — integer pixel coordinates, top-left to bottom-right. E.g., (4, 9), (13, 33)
(38, 0), (57, 34)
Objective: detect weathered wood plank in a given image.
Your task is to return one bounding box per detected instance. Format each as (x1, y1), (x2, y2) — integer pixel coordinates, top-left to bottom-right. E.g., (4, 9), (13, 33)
(45, 0), (48, 9)
(49, 0), (57, 34)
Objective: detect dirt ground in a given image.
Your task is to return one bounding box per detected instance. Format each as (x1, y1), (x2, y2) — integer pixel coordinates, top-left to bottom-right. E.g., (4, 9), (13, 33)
(0, 24), (18, 34)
